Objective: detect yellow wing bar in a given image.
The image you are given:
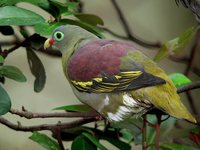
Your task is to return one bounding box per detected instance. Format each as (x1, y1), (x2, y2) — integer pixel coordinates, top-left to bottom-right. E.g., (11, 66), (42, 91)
(71, 70), (143, 93)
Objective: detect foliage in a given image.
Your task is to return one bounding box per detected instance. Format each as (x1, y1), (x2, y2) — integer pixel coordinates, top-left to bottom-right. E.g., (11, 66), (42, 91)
(53, 104), (93, 112)
(29, 132), (61, 150)
(154, 26), (199, 62)
(0, 0), (104, 116)
(0, 0), (199, 150)
(0, 84), (11, 116)
(169, 73), (192, 88)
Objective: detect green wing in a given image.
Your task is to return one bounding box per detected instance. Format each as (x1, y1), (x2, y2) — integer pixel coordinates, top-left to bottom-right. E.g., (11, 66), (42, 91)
(70, 49), (166, 93)
(71, 70), (166, 93)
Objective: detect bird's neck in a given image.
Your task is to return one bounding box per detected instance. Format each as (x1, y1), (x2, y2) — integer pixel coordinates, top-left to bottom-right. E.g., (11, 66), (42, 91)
(61, 35), (98, 79)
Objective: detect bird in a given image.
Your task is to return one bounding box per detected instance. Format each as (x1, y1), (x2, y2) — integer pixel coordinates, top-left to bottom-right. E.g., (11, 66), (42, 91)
(176, 0), (200, 22)
(44, 25), (196, 123)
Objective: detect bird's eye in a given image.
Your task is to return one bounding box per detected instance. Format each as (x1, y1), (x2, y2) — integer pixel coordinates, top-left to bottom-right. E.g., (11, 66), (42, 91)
(54, 31), (64, 41)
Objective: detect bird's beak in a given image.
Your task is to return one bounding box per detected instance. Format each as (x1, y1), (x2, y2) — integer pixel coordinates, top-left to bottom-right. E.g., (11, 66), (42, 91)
(44, 38), (55, 49)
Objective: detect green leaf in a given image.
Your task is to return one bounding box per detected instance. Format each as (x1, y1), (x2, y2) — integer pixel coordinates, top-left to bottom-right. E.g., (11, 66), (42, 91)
(111, 117), (143, 145)
(0, 84), (11, 115)
(191, 127), (199, 135)
(0, 26), (14, 35)
(53, 104), (93, 112)
(0, 6), (45, 26)
(0, 0), (15, 6)
(49, 0), (78, 16)
(82, 132), (108, 150)
(0, 0), (52, 17)
(61, 19), (104, 38)
(29, 34), (47, 50)
(35, 19), (104, 38)
(154, 26), (199, 62)
(2, 0), (58, 19)
(160, 143), (198, 150)
(29, 132), (61, 150)
(72, 135), (97, 150)
(34, 22), (63, 36)
(166, 128), (191, 139)
(101, 136), (131, 150)
(75, 13), (104, 26)
(0, 0), (50, 7)
(169, 73), (192, 88)
(23, 0), (50, 8)
(119, 129), (134, 142)
(26, 48), (46, 92)
(66, 2), (79, 10)
(19, 27), (29, 38)
(0, 56), (5, 64)
(0, 65), (27, 82)
(60, 127), (88, 141)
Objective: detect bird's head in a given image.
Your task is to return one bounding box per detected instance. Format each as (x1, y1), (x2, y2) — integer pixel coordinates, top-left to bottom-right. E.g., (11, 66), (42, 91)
(44, 25), (70, 52)
(44, 25), (97, 53)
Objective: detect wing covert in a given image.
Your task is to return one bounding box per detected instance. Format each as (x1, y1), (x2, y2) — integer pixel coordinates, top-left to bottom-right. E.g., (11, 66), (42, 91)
(71, 70), (166, 93)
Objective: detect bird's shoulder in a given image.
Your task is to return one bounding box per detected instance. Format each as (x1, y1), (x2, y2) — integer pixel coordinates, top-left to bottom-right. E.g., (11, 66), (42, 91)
(68, 39), (138, 81)
(67, 39), (166, 93)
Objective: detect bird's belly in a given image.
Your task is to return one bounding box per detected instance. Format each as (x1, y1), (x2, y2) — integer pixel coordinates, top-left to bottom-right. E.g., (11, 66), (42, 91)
(72, 87), (152, 122)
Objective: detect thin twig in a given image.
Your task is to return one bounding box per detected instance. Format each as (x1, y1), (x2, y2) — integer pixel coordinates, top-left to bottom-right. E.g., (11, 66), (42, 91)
(142, 115), (147, 150)
(155, 115), (162, 150)
(179, 31), (200, 114)
(3, 33), (61, 58)
(169, 55), (189, 63)
(161, 115), (170, 122)
(183, 29), (200, 115)
(169, 55), (200, 77)
(68, 0), (83, 12)
(52, 128), (65, 150)
(186, 91), (198, 114)
(184, 39), (198, 76)
(143, 115), (155, 128)
(110, 0), (161, 48)
(193, 66), (200, 77)
(177, 81), (200, 93)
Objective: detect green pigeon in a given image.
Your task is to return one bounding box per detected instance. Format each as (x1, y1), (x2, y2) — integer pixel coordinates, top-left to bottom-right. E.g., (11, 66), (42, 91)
(44, 25), (196, 123)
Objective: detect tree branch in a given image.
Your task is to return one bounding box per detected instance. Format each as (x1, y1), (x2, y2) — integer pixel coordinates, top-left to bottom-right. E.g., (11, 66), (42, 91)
(110, 0), (161, 48)
(2, 33), (61, 58)
(0, 116), (98, 132)
(186, 91), (198, 114)
(193, 66), (200, 77)
(1, 80), (199, 133)
(177, 81), (200, 93)
(142, 115), (147, 150)
(9, 107), (99, 119)
(155, 115), (162, 150)
(184, 30), (200, 75)
(169, 55), (200, 77)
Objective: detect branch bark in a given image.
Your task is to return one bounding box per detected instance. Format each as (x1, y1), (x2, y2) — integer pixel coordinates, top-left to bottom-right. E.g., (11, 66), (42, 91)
(177, 81), (200, 93)
(3, 33), (61, 58)
(0, 117), (98, 132)
(10, 108), (98, 119)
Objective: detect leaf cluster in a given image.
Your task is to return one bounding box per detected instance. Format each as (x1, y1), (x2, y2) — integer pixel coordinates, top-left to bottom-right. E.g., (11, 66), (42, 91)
(0, 0), (104, 116)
